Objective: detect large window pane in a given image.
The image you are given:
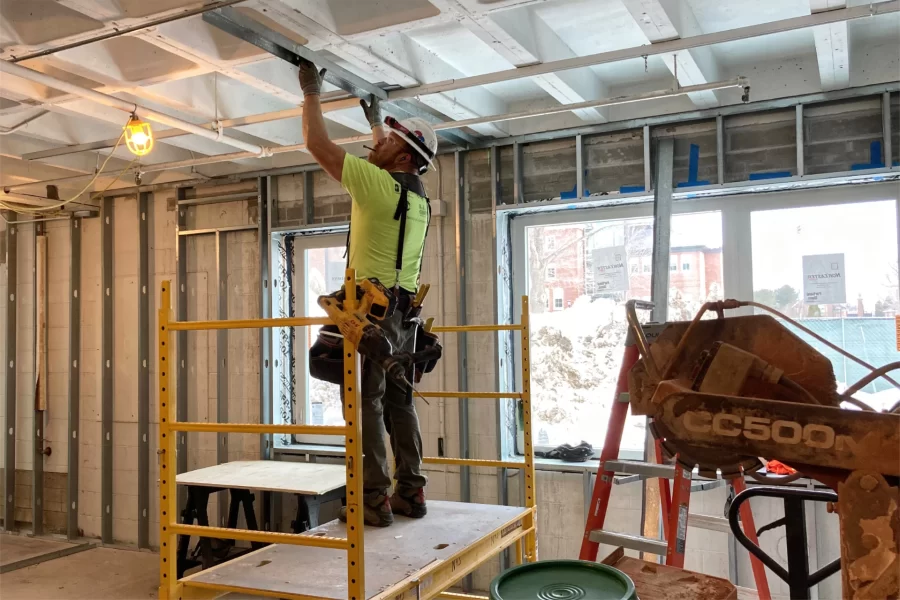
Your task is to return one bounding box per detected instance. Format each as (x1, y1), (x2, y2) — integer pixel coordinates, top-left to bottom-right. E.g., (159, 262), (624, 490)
(668, 212), (724, 320)
(524, 211), (725, 453)
(525, 218), (651, 454)
(751, 200), (899, 409)
(304, 246), (346, 426)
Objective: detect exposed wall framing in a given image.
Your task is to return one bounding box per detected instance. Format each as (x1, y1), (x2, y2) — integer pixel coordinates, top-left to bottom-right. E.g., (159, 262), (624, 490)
(138, 192), (151, 548)
(32, 220), (47, 535)
(101, 197), (114, 542)
(3, 212), (17, 531)
(67, 217), (80, 539)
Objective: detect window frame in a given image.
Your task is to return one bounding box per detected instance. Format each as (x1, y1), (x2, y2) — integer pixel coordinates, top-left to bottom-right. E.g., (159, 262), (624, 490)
(275, 232), (348, 447)
(506, 182), (899, 461)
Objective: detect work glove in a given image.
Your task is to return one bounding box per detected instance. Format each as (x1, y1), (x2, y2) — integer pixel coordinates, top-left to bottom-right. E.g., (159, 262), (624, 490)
(360, 97), (383, 130)
(298, 58), (325, 96)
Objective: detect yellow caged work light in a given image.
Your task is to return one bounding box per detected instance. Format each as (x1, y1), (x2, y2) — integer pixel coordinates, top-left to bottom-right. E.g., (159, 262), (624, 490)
(124, 114), (154, 156)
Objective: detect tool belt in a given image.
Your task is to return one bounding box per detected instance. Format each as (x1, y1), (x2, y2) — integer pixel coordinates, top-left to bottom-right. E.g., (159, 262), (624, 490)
(309, 280), (400, 385)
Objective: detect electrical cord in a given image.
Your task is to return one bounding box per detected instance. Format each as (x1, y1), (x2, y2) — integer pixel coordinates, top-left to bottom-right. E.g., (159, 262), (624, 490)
(2, 153), (136, 216)
(0, 128), (129, 214)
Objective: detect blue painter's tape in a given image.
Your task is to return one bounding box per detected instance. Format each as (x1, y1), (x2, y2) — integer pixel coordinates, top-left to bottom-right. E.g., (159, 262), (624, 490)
(676, 180), (710, 188)
(852, 140), (886, 170)
(749, 171), (792, 180)
(560, 181), (590, 199)
(619, 185), (645, 193)
(675, 143), (709, 188)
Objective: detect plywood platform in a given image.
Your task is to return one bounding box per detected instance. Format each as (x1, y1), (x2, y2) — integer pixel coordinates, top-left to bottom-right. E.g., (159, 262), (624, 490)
(176, 460), (346, 495)
(183, 501), (529, 599)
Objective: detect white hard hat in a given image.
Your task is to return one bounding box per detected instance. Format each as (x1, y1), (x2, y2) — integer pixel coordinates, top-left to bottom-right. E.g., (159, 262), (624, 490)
(384, 116), (437, 171)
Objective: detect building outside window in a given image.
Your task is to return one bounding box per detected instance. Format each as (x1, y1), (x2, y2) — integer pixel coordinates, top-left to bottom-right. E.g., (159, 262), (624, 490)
(519, 213), (724, 456)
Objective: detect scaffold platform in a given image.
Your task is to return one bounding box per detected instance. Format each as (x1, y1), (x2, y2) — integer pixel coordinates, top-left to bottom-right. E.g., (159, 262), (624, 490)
(182, 501), (533, 600)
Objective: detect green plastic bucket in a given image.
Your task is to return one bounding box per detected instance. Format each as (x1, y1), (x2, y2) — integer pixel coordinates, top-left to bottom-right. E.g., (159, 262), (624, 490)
(489, 560), (638, 600)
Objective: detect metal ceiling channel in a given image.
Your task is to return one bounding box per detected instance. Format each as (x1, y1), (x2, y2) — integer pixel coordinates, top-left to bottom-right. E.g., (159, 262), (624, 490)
(202, 7), (477, 149)
(204, 8), (387, 101)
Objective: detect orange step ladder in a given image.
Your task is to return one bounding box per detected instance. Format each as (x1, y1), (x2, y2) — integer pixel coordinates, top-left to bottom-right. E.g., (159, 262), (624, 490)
(578, 315), (772, 599)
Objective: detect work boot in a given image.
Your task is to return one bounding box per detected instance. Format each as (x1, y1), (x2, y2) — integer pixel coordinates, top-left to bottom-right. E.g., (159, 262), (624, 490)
(339, 490), (393, 527)
(390, 487), (427, 518)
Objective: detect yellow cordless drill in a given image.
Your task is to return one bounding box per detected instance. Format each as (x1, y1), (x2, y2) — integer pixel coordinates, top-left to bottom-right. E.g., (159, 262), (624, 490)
(317, 278), (411, 385)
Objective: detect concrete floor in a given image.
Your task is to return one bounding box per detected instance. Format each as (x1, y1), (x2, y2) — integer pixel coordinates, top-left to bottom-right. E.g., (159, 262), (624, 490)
(1, 535), (83, 572)
(0, 545), (157, 599)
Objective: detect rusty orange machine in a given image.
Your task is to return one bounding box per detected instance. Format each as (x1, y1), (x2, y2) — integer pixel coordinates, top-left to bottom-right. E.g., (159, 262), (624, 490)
(624, 299), (899, 600)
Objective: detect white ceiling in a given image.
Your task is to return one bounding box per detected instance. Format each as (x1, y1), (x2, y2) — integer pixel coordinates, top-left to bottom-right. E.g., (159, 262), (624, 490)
(0, 0), (897, 196)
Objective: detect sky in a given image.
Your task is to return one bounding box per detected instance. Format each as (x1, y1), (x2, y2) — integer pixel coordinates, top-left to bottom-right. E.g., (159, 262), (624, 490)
(751, 199), (898, 305)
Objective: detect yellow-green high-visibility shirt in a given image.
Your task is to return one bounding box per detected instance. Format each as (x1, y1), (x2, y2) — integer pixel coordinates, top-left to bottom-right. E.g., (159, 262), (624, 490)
(341, 154), (429, 292)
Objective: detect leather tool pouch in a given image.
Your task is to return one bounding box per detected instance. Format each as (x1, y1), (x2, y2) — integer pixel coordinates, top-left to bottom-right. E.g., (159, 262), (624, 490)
(412, 326), (442, 384)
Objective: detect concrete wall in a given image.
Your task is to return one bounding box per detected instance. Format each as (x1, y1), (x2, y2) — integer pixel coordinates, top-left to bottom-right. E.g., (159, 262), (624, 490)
(725, 109), (797, 182)
(805, 98), (885, 174)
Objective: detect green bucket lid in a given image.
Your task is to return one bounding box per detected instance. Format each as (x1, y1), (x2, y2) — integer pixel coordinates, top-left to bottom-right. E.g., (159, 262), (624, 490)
(490, 560), (637, 600)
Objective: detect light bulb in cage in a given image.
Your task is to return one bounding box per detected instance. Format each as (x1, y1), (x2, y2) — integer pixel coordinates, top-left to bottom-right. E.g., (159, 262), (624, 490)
(125, 115), (154, 156)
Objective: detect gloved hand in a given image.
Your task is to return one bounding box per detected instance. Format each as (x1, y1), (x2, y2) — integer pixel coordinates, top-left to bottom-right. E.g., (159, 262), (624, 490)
(298, 58), (325, 96)
(359, 97), (383, 130)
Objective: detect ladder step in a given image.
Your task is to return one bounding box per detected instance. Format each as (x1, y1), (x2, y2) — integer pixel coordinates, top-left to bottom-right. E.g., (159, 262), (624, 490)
(604, 460), (674, 479)
(605, 461), (727, 492)
(687, 514), (731, 534)
(588, 530), (667, 554)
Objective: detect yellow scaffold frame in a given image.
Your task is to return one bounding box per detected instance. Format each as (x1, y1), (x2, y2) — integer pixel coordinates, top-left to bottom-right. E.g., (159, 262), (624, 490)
(157, 271), (537, 600)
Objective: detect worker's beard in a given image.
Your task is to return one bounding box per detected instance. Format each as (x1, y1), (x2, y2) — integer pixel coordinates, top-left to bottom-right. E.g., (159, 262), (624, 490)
(367, 145), (396, 170)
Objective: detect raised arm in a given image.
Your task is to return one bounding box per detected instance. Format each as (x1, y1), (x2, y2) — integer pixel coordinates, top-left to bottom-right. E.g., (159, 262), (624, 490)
(360, 97), (386, 145)
(299, 59), (346, 182)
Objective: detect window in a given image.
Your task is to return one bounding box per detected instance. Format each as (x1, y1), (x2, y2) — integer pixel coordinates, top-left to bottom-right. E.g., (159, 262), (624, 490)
(546, 237), (556, 250)
(547, 266), (556, 279)
(669, 213), (723, 320)
(670, 263), (677, 271)
(751, 200), (899, 410)
(682, 262), (691, 270)
(519, 218), (653, 456)
(273, 233), (347, 446)
(553, 287), (564, 309)
(514, 211), (726, 456)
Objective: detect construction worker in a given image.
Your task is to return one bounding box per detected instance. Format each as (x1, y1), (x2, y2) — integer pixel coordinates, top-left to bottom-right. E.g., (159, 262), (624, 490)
(299, 59), (437, 527)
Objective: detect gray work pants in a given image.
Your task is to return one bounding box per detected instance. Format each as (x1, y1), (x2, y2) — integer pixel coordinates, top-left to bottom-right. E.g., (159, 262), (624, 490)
(359, 309), (427, 495)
